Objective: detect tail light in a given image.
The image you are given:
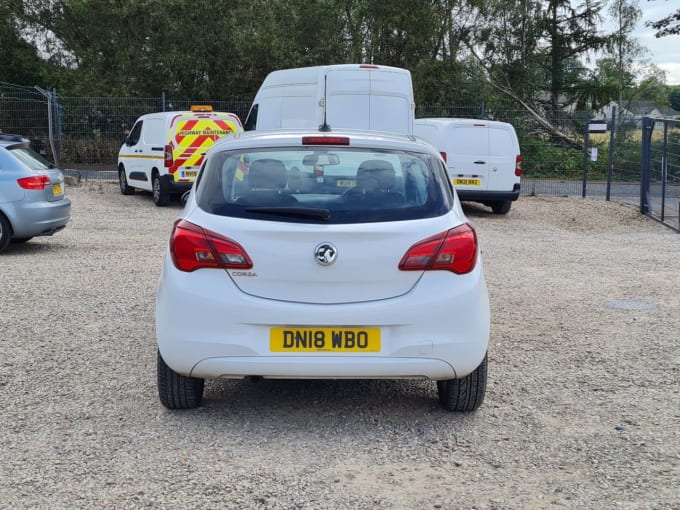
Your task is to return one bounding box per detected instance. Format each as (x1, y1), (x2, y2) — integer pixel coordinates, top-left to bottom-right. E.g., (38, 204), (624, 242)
(515, 155), (522, 176)
(164, 145), (173, 168)
(170, 220), (252, 272)
(399, 223), (478, 274)
(440, 152), (447, 162)
(17, 175), (50, 190)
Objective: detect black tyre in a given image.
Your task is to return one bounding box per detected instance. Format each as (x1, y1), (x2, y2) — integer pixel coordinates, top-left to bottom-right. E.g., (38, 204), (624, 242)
(437, 353), (487, 412)
(0, 214), (12, 252)
(491, 200), (512, 215)
(152, 172), (170, 206)
(118, 166), (135, 195)
(157, 350), (205, 409)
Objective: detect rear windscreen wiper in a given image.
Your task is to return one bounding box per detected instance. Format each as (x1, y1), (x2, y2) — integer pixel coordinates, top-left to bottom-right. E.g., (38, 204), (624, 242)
(245, 207), (331, 220)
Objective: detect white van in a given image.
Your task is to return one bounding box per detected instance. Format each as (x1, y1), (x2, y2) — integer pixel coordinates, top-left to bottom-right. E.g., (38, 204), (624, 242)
(117, 106), (243, 206)
(243, 64), (415, 135)
(414, 118), (521, 214)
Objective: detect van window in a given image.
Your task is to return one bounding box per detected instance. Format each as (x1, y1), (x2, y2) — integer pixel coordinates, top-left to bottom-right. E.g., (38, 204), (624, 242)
(126, 121), (143, 146)
(488, 128), (515, 156)
(450, 127), (489, 155)
(244, 104), (258, 131)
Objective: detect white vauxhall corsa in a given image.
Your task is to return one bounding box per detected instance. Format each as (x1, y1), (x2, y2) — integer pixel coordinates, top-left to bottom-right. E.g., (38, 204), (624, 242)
(156, 129), (490, 411)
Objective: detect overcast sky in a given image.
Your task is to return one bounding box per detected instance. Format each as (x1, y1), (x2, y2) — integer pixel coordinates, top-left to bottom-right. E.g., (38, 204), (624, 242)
(600, 1), (680, 85)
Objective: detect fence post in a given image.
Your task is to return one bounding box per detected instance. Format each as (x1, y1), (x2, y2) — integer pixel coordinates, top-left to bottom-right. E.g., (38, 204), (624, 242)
(480, 100), (486, 119)
(582, 106), (590, 198)
(34, 86), (61, 169)
(660, 121), (668, 222)
(605, 106), (616, 201)
(639, 117), (653, 215)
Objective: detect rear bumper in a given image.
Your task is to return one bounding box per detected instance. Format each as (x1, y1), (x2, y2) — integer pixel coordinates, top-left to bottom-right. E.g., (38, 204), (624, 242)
(156, 252), (490, 381)
(4, 197), (71, 237)
(164, 174), (192, 194)
(456, 183), (521, 202)
(192, 356), (457, 380)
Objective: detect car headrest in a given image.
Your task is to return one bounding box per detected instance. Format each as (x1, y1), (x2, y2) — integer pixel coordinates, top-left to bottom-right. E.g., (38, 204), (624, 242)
(356, 160), (396, 190)
(248, 159), (288, 190)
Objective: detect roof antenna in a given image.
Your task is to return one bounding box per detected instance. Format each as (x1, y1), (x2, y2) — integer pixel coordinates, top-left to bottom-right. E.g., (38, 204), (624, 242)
(318, 74), (331, 132)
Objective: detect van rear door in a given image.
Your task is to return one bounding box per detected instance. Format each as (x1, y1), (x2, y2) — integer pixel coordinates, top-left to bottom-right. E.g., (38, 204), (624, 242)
(447, 124), (490, 191)
(168, 113), (242, 182)
(325, 67), (412, 134)
(487, 126), (520, 192)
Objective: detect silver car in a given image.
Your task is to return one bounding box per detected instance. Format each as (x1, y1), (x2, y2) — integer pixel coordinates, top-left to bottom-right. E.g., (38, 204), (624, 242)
(0, 132), (71, 252)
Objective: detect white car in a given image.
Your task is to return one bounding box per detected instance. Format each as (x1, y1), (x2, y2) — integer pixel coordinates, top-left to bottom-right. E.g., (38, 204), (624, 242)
(156, 129), (490, 411)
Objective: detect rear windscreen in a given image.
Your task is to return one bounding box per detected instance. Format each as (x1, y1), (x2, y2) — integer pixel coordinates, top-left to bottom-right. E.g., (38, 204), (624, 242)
(195, 147), (453, 224)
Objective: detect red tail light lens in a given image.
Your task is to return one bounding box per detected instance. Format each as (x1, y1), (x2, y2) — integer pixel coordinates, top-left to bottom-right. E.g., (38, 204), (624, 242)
(398, 224), (478, 274)
(164, 144), (173, 168)
(17, 175), (51, 190)
(170, 220), (253, 272)
(440, 152), (447, 162)
(515, 155), (522, 176)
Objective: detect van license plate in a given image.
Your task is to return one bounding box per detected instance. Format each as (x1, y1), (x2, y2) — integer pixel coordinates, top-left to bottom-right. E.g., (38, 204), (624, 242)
(182, 170), (198, 178)
(454, 178), (481, 186)
(270, 327), (380, 352)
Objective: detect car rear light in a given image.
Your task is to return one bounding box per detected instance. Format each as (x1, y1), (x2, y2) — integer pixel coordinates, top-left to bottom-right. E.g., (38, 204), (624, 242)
(515, 155), (522, 176)
(164, 144), (173, 168)
(440, 152), (447, 162)
(17, 175), (50, 190)
(170, 219), (253, 272)
(359, 64), (379, 69)
(302, 136), (350, 146)
(398, 223), (478, 274)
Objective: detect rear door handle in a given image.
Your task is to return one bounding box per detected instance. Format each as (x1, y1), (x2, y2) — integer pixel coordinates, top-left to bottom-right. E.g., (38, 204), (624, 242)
(474, 160), (486, 164)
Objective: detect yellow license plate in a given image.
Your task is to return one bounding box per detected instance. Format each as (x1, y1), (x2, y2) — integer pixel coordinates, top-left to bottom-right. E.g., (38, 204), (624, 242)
(270, 327), (380, 352)
(454, 178), (481, 186)
(183, 170), (197, 178)
(52, 183), (63, 195)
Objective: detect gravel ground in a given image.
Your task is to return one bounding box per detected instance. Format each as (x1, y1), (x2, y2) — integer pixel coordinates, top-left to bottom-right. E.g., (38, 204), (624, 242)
(1, 182), (679, 510)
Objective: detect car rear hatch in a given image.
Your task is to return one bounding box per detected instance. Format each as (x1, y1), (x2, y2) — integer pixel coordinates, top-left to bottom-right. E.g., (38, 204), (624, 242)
(185, 213), (458, 305)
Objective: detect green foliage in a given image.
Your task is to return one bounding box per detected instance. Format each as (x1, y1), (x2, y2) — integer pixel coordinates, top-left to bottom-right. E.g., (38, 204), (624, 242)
(669, 87), (680, 111)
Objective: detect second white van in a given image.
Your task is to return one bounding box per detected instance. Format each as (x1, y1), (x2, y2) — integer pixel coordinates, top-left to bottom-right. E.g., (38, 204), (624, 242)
(414, 118), (521, 214)
(244, 64), (415, 135)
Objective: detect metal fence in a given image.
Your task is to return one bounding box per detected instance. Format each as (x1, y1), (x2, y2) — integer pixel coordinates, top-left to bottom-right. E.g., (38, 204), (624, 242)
(1, 81), (674, 227)
(641, 117), (680, 232)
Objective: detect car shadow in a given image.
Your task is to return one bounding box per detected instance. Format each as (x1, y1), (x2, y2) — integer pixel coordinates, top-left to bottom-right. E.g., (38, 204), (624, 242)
(461, 202), (494, 218)
(199, 378), (451, 420)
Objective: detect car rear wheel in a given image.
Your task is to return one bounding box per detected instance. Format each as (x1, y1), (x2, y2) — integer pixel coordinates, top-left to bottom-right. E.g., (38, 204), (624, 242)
(152, 172), (170, 206)
(491, 200), (512, 215)
(118, 166), (134, 195)
(157, 350), (204, 409)
(0, 214), (12, 252)
(437, 353), (487, 412)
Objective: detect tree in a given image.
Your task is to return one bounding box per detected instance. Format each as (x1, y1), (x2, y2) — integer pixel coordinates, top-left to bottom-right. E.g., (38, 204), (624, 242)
(606, 0), (646, 111)
(669, 87), (680, 111)
(646, 3), (680, 37)
(460, 0), (608, 148)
